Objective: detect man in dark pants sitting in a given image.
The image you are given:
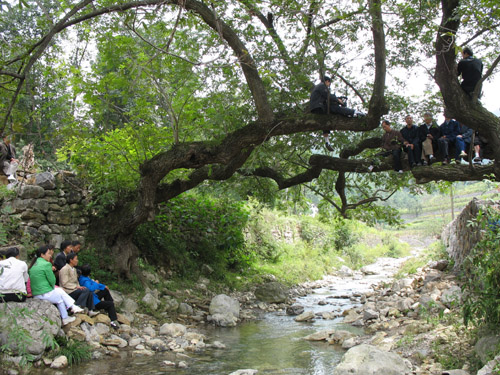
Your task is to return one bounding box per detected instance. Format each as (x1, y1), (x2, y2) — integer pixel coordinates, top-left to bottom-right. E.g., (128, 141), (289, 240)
(400, 115), (422, 167)
(309, 76), (365, 151)
(438, 114), (467, 164)
(379, 120), (404, 173)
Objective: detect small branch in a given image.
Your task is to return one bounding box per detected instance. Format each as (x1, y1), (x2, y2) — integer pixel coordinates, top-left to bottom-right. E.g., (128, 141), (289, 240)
(460, 23), (500, 47)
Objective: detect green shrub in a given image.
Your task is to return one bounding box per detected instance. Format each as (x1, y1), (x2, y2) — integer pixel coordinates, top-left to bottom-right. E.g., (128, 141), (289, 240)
(54, 336), (91, 366)
(462, 207), (500, 328)
(134, 194), (250, 278)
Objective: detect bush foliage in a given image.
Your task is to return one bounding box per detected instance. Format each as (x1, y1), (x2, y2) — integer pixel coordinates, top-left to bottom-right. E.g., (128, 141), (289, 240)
(462, 207), (500, 328)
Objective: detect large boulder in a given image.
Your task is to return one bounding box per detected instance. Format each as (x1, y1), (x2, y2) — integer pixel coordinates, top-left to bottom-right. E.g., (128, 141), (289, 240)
(209, 294), (239, 327)
(334, 344), (411, 375)
(475, 335), (500, 365)
(254, 282), (289, 303)
(0, 299), (61, 356)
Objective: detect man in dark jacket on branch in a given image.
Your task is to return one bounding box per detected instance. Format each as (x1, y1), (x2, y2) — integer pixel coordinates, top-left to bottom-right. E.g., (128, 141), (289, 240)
(400, 115), (422, 168)
(309, 76), (365, 151)
(457, 46), (483, 97)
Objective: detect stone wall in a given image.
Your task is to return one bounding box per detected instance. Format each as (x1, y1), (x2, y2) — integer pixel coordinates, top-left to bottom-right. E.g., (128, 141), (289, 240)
(442, 198), (500, 270)
(1, 171), (89, 250)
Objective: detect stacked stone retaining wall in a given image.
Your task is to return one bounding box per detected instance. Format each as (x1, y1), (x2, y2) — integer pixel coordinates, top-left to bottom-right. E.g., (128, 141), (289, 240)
(0, 171), (89, 250)
(442, 198), (500, 270)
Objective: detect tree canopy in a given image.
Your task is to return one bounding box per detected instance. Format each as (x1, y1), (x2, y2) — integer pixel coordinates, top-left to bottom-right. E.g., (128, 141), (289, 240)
(1, 0), (499, 275)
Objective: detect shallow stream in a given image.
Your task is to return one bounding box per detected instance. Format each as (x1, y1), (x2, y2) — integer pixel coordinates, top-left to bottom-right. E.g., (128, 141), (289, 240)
(35, 256), (408, 375)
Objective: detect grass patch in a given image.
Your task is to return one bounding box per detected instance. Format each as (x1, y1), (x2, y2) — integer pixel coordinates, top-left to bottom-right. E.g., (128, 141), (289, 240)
(53, 336), (91, 366)
(394, 241), (447, 279)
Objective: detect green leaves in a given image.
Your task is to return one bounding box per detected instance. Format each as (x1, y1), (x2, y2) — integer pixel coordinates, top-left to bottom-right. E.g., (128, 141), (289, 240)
(461, 207), (500, 328)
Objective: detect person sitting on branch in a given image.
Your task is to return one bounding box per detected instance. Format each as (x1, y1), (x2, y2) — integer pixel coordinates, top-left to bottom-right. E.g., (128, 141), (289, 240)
(438, 113), (467, 164)
(418, 112), (441, 165)
(400, 115), (422, 168)
(309, 76), (365, 151)
(457, 46), (483, 97)
(378, 120), (404, 173)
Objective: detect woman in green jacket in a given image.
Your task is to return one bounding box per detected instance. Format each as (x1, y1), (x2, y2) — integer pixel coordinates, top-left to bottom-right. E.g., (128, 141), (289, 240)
(29, 245), (84, 325)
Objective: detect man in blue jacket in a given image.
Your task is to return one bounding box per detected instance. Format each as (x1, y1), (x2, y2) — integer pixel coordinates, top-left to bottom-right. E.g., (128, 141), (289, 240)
(438, 114), (467, 164)
(79, 264), (119, 329)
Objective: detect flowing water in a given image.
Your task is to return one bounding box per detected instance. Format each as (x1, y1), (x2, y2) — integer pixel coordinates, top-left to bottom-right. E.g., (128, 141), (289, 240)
(34, 256), (409, 375)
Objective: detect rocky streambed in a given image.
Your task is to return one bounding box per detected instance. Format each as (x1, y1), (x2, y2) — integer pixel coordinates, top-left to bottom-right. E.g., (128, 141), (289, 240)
(3, 237), (497, 375)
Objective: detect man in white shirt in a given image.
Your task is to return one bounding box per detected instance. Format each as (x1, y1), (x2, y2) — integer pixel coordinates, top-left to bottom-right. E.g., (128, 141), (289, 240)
(0, 247), (28, 302)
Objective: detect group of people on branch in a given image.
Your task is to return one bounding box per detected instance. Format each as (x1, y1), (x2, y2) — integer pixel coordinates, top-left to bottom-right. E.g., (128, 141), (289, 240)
(0, 241), (118, 328)
(309, 47), (484, 165)
(379, 112), (486, 172)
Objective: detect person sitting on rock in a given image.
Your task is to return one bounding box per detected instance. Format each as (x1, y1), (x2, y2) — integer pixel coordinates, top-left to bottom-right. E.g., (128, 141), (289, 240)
(310, 76), (365, 151)
(53, 240), (73, 272)
(418, 112), (441, 165)
(78, 264), (119, 329)
(59, 253), (97, 315)
(0, 134), (19, 183)
(29, 245), (84, 325)
(0, 247), (28, 303)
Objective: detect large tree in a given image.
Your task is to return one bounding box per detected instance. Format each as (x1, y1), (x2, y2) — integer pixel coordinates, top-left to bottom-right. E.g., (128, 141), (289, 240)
(0, 0), (499, 276)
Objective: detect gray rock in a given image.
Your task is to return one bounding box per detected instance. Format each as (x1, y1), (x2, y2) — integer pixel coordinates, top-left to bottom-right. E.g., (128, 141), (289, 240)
(424, 269), (442, 284)
(80, 322), (100, 343)
(95, 323), (110, 335)
(178, 303), (194, 315)
(47, 211), (72, 225)
(338, 265), (355, 276)
(477, 355), (500, 375)
(147, 338), (169, 351)
(159, 323), (186, 337)
(442, 370), (470, 375)
(286, 304), (305, 316)
(428, 259), (449, 271)
(142, 292), (159, 310)
(333, 344), (411, 375)
(360, 265), (378, 275)
(110, 290), (124, 308)
(20, 185), (45, 199)
(65, 190), (82, 204)
(475, 335), (500, 365)
(142, 326), (156, 337)
(163, 296), (180, 311)
(254, 282), (288, 303)
(363, 309), (379, 321)
(209, 294), (239, 327)
(50, 355), (68, 369)
(392, 278), (413, 292)
(129, 337), (143, 347)
(397, 297), (414, 312)
(35, 172), (56, 190)
(441, 285), (462, 307)
(229, 370), (258, 375)
(121, 298), (139, 313)
(0, 299), (60, 356)
(295, 311), (315, 322)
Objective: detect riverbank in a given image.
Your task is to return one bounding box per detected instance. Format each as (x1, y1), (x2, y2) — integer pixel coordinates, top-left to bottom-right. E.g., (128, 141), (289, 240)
(3, 234), (492, 375)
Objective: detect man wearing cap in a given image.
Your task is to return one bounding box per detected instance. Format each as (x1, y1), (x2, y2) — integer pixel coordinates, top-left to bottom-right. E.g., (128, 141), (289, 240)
(310, 76), (365, 151)
(457, 47), (483, 96)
